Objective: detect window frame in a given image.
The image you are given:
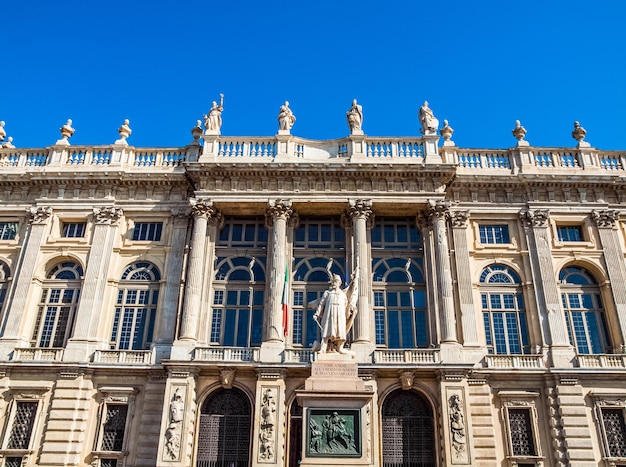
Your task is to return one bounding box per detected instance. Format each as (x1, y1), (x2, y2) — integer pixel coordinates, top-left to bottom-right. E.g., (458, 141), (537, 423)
(131, 222), (163, 242)
(592, 394), (626, 464)
(551, 217), (594, 249)
(472, 220), (517, 250)
(0, 222), (19, 242)
(92, 387), (137, 467)
(497, 391), (544, 467)
(61, 222), (87, 238)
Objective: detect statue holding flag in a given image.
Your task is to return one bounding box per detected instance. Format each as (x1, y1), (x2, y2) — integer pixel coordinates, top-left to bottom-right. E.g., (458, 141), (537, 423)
(312, 266), (359, 354)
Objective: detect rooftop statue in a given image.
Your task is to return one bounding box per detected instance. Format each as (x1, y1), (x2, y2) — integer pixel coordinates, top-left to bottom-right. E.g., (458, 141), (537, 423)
(56, 119), (75, 145)
(0, 121), (5, 142)
(2, 137), (14, 149)
(512, 120), (527, 141)
(440, 119), (454, 143)
(204, 94), (224, 134)
(277, 101), (296, 132)
(346, 99), (363, 135)
(419, 101), (439, 135)
(312, 267), (359, 355)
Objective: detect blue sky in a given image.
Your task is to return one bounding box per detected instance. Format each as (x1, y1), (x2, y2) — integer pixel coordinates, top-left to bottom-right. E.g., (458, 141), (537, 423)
(3, 1), (625, 149)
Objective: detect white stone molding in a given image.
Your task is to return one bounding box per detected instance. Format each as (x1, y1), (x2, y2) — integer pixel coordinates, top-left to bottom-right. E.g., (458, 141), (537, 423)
(519, 208), (550, 228)
(220, 368), (235, 389)
(93, 206), (123, 225)
(592, 209), (620, 229)
(27, 206), (53, 225)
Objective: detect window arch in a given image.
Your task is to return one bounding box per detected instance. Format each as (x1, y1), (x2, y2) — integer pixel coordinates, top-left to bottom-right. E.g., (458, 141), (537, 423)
(559, 266), (609, 354)
(210, 256), (265, 347)
(32, 261), (83, 348)
(373, 258), (427, 348)
(291, 257), (345, 347)
(480, 264), (529, 354)
(110, 262), (160, 350)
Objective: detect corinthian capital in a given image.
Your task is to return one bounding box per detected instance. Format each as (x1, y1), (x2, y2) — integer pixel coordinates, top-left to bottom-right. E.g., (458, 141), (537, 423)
(427, 199), (450, 222)
(265, 199), (294, 227)
(28, 206), (53, 224)
(93, 207), (123, 224)
(189, 198), (221, 223)
(348, 199), (374, 223)
(592, 210), (619, 229)
(519, 208), (549, 227)
(450, 210), (469, 228)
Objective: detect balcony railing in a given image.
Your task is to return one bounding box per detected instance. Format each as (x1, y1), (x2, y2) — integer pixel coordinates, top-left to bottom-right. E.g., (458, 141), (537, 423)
(577, 354), (626, 368)
(484, 354), (545, 369)
(193, 346), (259, 362)
(12, 347), (64, 362)
(283, 348), (314, 363)
(93, 349), (154, 365)
(373, 349), (440, 364)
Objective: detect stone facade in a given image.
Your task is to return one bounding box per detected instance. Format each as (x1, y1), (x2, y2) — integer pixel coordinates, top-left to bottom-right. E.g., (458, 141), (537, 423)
(0, 121), (623, 467)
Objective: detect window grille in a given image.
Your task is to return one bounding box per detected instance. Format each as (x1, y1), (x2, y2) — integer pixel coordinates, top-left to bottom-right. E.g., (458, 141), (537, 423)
(0, 222), (18, 240)
(100, 460), (118, 467)
(6, 401), (38, 449)
(557, 225), (583, 242)
(62, 222), (86, 238)
(508, 408), (536, 456)
(5, 458), (23, 467)
(602, 408), (626, 458)
(478, 224), (510, 244)
(101, 404), (128, 452)
(131, 222), (162, 241)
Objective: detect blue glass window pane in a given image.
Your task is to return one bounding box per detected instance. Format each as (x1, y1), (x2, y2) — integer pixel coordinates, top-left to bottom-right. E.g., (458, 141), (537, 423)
(493, 313), (506, 354)
(292, 309), (303, 344)
(387, 292), (398, 307)
(483, 313), (492, 347)
(223, 309), (236, 346)
(384, 226), (395, 243)
(375, 310), (385, 345)
(371, 227), (381, 245)
(506, 313), (521, 354)
(585, 312), (603, 354)
(519, 312), (529, 351)
(251, 309), (262, 346)
(490, 294), (502, 309)
(401, 311), (413, 348)
(571, 312), (588, 354)
(387, 270), (408, 283)
(481, 294), (488, 309)
(503, 294), (515, 309)
(581, 294), (593, 309)
(226, 291), (238, 305)
(374, 292), (384, 307)
(415, 311), (427, 347)
(387, 310), (400, 348)
(240, 290), (250, 306)
(254, 291), (264, 305)
(235, 309), (249, 347)
(413, 291), (425, 308)
(210, 309), (222, 343)
(306, 310), (318, 346)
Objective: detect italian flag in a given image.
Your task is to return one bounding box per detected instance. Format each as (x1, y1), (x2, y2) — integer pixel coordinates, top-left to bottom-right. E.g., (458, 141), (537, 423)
(282, 265), (289, 337)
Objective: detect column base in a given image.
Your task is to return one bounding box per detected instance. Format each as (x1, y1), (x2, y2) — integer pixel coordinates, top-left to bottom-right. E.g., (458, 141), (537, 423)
(439, 341), (463, 364)
(259, 340), (285, 363)
(63, 339), (103, 362)
(549, 346), (577, 368)
(169, 340), (196, 361)
(348, 341), (375, 364)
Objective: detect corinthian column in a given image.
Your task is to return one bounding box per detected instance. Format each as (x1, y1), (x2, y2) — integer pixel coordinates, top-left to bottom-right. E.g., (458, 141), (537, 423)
(0, 207), (52, 358)
(179, 198), (221, 340)
(428, 200), (458, 343)
(264, 199), (294, 343)
(347, 199), (374, 344)
(64, 207), (123, 361)
(591, 210), (626, 351)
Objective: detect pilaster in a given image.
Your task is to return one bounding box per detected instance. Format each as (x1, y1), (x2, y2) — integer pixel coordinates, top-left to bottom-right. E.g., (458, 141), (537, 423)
(591, 209), (626, 352)
(439, 372), (472, 466)
(0, 206), (53, 359)
(64, 207), (123, 362)
(251, 369), (287, 467)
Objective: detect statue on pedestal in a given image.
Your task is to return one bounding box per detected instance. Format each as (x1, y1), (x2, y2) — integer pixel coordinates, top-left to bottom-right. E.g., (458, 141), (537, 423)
(204, 93), (224, 133)
(419, 101), (439, 135)
(312, 267), (359, 354)
(346, 99), (363, 134)
(277, 101), (296, 132)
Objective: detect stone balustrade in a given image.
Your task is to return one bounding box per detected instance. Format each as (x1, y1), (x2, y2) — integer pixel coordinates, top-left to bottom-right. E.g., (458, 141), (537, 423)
(12, 347), (64, 362)
(93, 349), (155, 365)
(193, 346), (260, 362)
(373, 349), (441, 364)
(577, 354), (626, 368)
(484, 354), (545, 369)
(283, 348), (314, 363)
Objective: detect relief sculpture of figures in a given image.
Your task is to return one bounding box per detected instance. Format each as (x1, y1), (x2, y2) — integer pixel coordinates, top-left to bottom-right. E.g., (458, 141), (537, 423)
(419, 101), (439, 135)
(164, 388), (185, 460)
(448, 395), (467, 458)
(204, 93), (224, 133)
(259, 388), (277, 461)
(346, 99), (363, 134)
(277, 101), (296, 131)
(312, 266), (359, 354)
(308, 411), (358, 455)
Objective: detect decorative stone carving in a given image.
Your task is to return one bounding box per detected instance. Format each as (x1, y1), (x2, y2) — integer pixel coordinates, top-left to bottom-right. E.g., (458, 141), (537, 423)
(164, 388), (184, 460)
(57, 119), (75, 145)
(277, 101), (296, 132)
(308, 409), (360, 456)
(189, 197), (221, 223)
(115, 119), (132, 145)
(0, 121), (5, 141)
(348, 199), (374, 223)
(204, 93), (224, 134)
(512, 120), (527, 142)
(427, 199), (450, 221)
(399, 371), (414, 390)
(259, 388), (277, 462)
(450, 210), (469, 228)
(592, 209), (619, 228)
(220, 368), (235, 388)
(571, 121), (586, 143)
(440, 120), (454, 142)
(28, 206), (53, 224)
(520, 208), (549, 227)
(312, 268), (359, 354)
(265, 199), (293, 227)
(346, 99), (363, 135)
(448, 395), (467, 460)
(419, 101), (439, 135)
(2, 136), (14, 148)
(191, 120), (203, 143)
(93, 207), (123, 224)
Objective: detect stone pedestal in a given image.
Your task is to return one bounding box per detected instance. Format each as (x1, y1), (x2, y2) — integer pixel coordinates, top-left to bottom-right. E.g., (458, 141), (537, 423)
(296, 354), (375, 467)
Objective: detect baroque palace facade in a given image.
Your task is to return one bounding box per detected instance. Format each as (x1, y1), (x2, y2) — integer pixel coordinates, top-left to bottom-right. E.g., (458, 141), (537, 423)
(0, 105), (624, 467)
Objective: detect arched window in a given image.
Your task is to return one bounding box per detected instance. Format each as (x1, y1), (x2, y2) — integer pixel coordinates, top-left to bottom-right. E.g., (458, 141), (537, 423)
(559, 266), (609, 354)
(480, 264), (529, 354)
(292, 257), (345, 347)
(110, 262), (160, 350)
(381, 389), (436, 466)
(211, 256), (265, 347)
(197, 388), (251, 467)
(32, 261), (83, 348)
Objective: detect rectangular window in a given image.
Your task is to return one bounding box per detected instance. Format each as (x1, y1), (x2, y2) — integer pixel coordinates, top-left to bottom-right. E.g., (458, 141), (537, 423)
(6, 401), (38, 449)
(132, 222), (163, 241)
(479, 224), (510, 244)
(217, 218), (267, 248)
(62, 222), (86, 238)
(557, 225), (583, 242)
(100, 404), (128, 451)
(0, 222), (18, 241)
(601, 408), (626, 458)
(508, 408), (537, 456)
